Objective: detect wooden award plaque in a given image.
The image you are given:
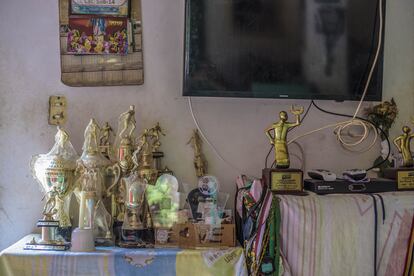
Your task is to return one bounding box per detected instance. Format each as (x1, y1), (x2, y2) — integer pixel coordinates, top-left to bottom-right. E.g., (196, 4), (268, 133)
(262, 168), (304, 194)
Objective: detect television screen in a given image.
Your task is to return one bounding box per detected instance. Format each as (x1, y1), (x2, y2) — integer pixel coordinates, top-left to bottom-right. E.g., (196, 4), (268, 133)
(183, 0), (384, 101)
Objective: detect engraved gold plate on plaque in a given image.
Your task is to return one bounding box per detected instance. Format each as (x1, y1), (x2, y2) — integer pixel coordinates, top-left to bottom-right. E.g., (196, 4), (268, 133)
(271, 171), (303, 192)
(397, 170), (414, 190)
(262, 168), (303, 193)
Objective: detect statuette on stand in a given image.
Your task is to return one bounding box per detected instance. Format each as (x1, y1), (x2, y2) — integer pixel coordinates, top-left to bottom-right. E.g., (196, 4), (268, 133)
(265, 105), (303, 169)
(99, 122), (114, 159)
(394, 126), (414, 168)
(384, 124), (414, 190)
(187, 129), (207, 177)
(263, 106), (305, 193)
(133, 128), (158, 184)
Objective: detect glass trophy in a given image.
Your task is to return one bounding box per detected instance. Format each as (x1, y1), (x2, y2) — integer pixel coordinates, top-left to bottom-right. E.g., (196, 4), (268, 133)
(119, 173), (149, 247)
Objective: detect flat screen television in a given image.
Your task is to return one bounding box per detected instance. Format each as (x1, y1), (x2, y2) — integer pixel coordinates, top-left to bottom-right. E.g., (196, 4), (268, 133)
(183, 0), (384, 101)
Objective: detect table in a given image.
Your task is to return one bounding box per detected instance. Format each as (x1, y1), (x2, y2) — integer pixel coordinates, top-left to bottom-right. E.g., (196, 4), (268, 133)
(277, 191), (414, 276)
(0, 235), (247, 276)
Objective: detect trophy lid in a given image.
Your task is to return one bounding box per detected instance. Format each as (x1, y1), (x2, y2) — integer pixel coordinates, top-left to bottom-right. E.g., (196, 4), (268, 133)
(80, 118), (111, 168)
(30, 127), (78, 193)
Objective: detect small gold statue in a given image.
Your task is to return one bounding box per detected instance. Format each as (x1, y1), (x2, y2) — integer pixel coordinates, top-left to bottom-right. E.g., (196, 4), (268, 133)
(393, 126), (414, 167)
(83, 119), (101, 154)
(100, 122), (113, 146)
(187, 129), (207, 177)
(99, 122), (114, 159)
(149, 122), (166, 152)
(119, 105), (136, 140)
(133, 128), (158, 184)
(113, 106), (137, 172)
(42, 186), (59, 218)
(265, 105), (304, 169)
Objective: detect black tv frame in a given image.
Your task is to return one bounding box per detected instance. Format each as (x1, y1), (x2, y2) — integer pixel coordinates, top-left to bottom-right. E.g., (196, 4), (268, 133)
(183, 0), (385, 102)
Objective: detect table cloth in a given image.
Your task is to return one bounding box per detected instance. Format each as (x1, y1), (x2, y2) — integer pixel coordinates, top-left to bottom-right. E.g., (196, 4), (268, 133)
(0, 235), (247, 276)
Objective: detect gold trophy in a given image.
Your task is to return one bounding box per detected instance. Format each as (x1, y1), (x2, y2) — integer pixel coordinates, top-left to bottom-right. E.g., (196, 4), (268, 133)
(26, 127), (78, 250)
(108, 106), (137, 223)
(99, 122), (114, 159)
(148, 122), (170, 175)
(74, 119), (119, 245)
(384, 124), (414, 190)
(187, 129), (208, 177)
(119, 173), (149, 248)
(263, 106), (304, 193)
(133, 128), (158, 185)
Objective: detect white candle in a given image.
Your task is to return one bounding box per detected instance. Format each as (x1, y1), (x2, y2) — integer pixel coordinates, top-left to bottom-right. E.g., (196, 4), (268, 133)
(79, 191), (86, 229)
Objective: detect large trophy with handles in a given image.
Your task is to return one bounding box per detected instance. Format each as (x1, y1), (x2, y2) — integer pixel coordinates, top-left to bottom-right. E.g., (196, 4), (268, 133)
(26, 127), (78, 250)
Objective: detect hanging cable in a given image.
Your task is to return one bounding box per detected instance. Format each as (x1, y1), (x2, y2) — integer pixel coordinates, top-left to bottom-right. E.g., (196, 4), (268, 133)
(188, 97), (259, 178)
(288, 0), (384, 155)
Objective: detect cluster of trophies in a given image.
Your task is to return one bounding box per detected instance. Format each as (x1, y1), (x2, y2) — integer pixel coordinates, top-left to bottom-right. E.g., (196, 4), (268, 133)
(25, 105), (207, 251)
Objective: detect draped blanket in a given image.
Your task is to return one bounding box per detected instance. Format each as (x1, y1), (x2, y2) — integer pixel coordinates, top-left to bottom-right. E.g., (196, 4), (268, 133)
(277, 192), (414, 276)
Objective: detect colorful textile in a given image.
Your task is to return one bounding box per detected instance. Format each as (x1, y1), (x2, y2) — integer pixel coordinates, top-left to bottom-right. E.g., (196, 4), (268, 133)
(404, 216), (414, 276)
(0, 235), (247, 276)
(277, 192), (414, 276)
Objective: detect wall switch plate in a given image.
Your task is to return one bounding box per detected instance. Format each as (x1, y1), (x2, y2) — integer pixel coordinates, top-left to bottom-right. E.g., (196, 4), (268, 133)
(48, 96), (67, 125)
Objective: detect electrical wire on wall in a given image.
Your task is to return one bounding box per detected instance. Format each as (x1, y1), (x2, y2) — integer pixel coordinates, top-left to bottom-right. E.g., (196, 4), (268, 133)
(188, 97), (259, 179)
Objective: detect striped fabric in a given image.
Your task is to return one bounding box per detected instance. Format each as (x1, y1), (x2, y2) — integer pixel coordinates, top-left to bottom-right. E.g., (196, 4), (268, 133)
(404, 216), (414, 276)
(0, 235), (247, 276)
(277, 192), (414, 276)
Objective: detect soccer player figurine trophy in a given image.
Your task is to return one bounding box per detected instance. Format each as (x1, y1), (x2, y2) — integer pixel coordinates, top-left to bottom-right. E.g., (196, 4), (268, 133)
(133, 128), (158, 185)
(384, 124), (414, 190)
(26, 127), (78, 250)
(263, 105), (304, 193)
(107, 106), (137, 242)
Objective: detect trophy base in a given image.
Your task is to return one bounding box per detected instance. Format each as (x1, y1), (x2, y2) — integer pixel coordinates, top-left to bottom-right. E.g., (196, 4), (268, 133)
(153, 151), (164, 159)
(57, 226), (72, 242)
(383, 168), (414, 190)
(263, 168), (305, 194)
(118, 241), (154, 248)
(37, 220), (60, 227)
(119, 228), (154, 248)
(113, 220), (123, 244)
(24, 240), (70, 251)
(95, 237), (114, 247)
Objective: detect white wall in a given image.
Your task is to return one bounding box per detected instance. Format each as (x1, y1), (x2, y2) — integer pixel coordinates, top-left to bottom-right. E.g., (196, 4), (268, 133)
(0, 0), (413, 250)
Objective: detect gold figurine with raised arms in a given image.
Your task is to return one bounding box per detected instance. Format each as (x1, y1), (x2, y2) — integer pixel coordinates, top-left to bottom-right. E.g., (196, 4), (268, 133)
(265, 105), (304, 169)
(393, 126), (414, 167)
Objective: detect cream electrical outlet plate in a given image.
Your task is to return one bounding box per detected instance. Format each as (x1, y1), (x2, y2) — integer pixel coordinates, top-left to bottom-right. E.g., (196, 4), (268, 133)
(49, 96), (67, 125)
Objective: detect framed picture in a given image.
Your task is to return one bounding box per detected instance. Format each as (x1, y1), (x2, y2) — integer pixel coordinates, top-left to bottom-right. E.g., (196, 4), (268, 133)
(60, 0), (143, 86)
(71, 0), (129, 16)
(67, 17), (128, 55)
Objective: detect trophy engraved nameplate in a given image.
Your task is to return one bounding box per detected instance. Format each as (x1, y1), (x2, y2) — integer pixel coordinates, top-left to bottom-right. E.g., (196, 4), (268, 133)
(263, 106), (304, 193)
(26, 127), (78, 250)
(263, 169), (303, 192)
(397, 170), (414, 190)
